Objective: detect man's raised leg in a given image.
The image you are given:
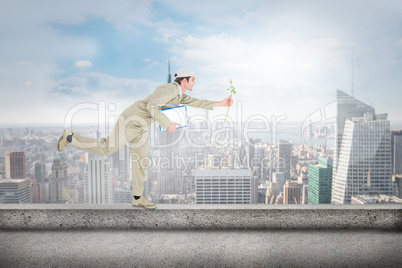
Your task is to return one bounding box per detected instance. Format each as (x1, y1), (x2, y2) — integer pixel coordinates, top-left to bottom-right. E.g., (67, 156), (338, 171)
(58, 115), (141, 156)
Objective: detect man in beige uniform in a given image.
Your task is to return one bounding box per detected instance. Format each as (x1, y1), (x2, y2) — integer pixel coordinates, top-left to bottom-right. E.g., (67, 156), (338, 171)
(57, 68), (233, 209)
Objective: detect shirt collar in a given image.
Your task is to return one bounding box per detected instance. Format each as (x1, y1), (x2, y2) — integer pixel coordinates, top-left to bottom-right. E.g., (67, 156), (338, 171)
(175, 82), (182, 97)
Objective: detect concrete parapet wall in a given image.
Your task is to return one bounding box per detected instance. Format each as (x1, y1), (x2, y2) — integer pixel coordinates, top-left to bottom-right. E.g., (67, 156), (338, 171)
(0, 204), (401, 230)
(1, 204), (401, 267)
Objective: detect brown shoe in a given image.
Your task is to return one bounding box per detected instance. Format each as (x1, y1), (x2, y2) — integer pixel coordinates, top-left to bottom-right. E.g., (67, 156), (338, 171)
(57, 128), (73, 152)
(132, 197), (157, 209)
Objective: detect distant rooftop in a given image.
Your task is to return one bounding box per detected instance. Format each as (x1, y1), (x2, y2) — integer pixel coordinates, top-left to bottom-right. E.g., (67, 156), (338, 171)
(0, 178), (30, 183)
(351, 195), (402, 204)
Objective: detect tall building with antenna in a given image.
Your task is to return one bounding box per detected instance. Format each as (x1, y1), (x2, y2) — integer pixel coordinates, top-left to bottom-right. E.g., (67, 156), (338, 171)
(155, 58), (183, 197)
(351, 47), (354, 97)
(167, 59), (172, 83)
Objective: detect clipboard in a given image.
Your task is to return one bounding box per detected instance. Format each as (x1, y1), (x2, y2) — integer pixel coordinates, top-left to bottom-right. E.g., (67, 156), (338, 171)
(159, 105), (189, 131)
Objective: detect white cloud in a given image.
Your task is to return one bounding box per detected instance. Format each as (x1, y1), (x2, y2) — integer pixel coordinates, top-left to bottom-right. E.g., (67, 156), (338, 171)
(74, 60), (93, 68)
(143, 58), (162, 67)
(168, 32), (352, 121)
(151, 18), (186, 43)
(396, 38), (402, 48)
(171, 33), (345, 86)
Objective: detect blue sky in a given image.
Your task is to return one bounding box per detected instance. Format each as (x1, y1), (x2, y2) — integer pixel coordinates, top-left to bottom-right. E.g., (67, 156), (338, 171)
(0, 0), (401, 125)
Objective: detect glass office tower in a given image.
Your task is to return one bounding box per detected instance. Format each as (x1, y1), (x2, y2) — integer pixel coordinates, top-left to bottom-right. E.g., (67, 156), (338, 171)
(332, 90), (392, 204)
(308, 157), (333, 204)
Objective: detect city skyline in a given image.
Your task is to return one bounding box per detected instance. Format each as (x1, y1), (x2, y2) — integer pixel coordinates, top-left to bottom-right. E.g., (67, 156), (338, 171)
(1, 1), (402, 207)
(1, 120), (401, 204)
(1, 1), (402, 125)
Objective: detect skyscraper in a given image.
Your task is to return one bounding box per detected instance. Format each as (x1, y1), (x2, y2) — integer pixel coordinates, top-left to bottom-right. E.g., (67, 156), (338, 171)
(50, 153), (69, 202)
(154, 59), (183, 197)
(167, 59), (172, 83)
(308, 157), (333, 204)
(157, 129), (183, 196)
(334, 89), (375, 171)
(278, 140), (292, 181)
(5, 151), (26, 179)
(254, 143), (266, 182)
(391, 130), (402, 175)
(34, 162), (46, 183)
(332, 90), (392, 204)
(84, 153), (113, 204)
(283, 180), (301, 204)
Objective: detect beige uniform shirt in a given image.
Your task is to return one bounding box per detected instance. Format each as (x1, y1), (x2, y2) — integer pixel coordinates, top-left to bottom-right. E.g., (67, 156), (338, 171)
(123, 82), (215, 130)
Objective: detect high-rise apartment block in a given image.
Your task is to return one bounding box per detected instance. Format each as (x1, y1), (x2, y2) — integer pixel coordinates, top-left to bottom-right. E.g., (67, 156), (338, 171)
(195, 169), (257, 204)
(332, 90), (392, 204)
(5, 151), (26, 179)
(308, 157), (333, 204)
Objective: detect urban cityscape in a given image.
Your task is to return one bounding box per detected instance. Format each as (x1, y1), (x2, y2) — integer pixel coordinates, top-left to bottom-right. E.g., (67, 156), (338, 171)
(1, 2), (401, 267)
(1, 70), (401, 205)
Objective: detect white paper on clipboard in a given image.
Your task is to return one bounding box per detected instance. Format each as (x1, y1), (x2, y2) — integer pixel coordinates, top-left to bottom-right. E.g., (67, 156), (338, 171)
(159, 105), (188, 131)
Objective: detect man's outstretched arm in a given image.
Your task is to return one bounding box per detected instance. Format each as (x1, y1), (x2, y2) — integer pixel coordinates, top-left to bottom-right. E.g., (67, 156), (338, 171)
(214, 96), (233, 108)
(180, 95), (233, 109)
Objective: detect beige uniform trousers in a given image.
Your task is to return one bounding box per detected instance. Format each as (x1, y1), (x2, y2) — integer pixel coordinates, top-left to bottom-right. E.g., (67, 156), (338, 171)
(71, 112), (150, 197)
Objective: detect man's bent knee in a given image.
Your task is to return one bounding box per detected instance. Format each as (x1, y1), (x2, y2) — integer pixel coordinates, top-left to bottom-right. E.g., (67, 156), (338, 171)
(98, 138), (121, 156)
